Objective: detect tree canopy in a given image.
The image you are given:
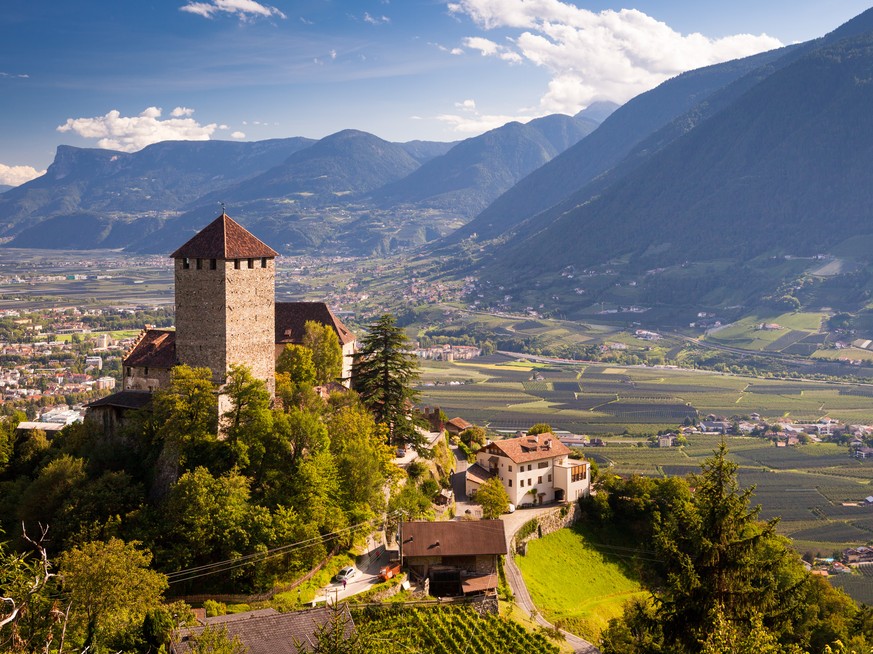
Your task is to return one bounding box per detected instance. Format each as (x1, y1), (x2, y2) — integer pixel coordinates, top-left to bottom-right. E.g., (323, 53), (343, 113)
(474, 477), (510, 519)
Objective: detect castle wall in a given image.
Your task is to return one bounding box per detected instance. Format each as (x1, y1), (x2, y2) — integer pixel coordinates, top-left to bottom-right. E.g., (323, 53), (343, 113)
(225, 258), (275, 396)
(174, 257), (275, 396)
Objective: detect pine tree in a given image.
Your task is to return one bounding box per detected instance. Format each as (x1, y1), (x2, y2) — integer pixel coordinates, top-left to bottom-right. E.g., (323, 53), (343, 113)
(351, 314), (421, 446)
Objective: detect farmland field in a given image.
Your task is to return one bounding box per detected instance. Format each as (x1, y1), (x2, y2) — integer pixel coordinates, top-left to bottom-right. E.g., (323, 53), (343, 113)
(353, 604), (561, 653)
(419, 355), (873, 603)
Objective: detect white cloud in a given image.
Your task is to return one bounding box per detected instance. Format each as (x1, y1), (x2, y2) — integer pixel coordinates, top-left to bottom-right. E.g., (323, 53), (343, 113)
(180, 0), (285, 20)
(0, 164), (45, 187)
(436, 109), (532, 134)
(219, 123), (229, 129)
(56, 107), (218, 152)
(231, 131), (246, 139)
(363, 12), (390, 25)
(448, 0), (782, 113)
(329, 49), (337, 60)
(0, 72), (29, 79)
(171, 106), (195, 117)
(455, 99), (477, 111)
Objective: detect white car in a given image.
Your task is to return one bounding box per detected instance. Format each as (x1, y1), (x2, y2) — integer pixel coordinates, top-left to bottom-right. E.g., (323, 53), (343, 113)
(335, 566), (357, 582)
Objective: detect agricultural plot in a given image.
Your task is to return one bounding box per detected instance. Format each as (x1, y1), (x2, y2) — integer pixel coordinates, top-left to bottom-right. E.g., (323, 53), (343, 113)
(353, 604), (560, 654)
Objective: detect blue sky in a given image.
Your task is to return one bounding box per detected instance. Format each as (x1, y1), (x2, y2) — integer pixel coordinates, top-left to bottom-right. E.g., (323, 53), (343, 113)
(1, 1), (871, 185)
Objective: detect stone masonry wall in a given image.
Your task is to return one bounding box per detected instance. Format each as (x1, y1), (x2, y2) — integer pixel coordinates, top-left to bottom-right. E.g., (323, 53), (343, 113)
(174, 257), (275, 396)
(512, 502), (582, 555)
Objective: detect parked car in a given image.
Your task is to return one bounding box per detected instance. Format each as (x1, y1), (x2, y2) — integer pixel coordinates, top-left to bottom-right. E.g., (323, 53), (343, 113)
(335, 566), (357, 582)
(396, 446), (407, 458)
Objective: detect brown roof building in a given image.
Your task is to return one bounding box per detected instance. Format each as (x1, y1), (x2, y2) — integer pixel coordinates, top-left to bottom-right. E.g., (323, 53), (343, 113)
(122, 328), (176, 392)
(400, 520), (506, 596)
(275, 302), (356, 384)
(467, 433), (589, 507)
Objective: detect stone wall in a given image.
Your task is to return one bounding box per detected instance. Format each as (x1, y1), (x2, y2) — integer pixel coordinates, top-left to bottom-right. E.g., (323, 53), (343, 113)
(512, 503), (582, 555)
(174, 257), (275, 397)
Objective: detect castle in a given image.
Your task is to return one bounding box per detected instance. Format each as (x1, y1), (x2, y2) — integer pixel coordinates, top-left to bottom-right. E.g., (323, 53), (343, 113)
(89, 213), (355, 429)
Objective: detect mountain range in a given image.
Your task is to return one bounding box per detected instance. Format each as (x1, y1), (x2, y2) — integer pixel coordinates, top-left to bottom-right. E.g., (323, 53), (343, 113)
(6, 7), (873, 323)
(0, 106), (608, 255)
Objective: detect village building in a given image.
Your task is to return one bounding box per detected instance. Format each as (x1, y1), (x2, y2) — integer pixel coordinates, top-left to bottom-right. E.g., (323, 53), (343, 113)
(400, 520), (506, 597)
(275, 301), (356, 384)
(465, 432), (590, 506)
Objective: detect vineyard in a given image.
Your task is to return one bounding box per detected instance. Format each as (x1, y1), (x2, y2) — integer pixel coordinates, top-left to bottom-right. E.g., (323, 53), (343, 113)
(353, 604), (560, 653)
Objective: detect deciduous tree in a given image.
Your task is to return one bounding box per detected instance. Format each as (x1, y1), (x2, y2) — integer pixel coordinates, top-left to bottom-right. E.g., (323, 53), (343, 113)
(475, 477), (510, 519)
(304, 320), (343, 385)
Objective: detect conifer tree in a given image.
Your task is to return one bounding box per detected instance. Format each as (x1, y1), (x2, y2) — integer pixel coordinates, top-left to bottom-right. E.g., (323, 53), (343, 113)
(351, 314), (421, 446)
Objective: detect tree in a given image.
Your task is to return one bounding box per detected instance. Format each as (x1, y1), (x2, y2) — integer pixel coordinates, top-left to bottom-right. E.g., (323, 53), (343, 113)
(276, 344), (317, 386)
(475, 477), (510, 519)
(222, 364), (273, 469)
(352, 314), (421, 446)
(303, 320), (343, 385)
(187, 625), (248, 654)
(459, 426), (487, 450)
(527, 423), (552, 435)
(59, 538), (168, 650)
(601, 442), (811, 654)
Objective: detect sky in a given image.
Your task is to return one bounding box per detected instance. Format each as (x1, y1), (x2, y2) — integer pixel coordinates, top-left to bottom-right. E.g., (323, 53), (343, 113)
(1, 0), (871, 186)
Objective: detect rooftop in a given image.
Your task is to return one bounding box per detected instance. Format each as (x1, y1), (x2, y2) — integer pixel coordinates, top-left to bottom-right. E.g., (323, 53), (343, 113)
(275, 302), (356, 346)
(401, 520), (507, 558)
(123, 328), (177, 369)
(480, 432), (572, 464)
(170, 213), (278, 260)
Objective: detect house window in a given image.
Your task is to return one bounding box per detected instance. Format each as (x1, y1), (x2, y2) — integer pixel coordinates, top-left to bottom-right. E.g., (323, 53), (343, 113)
(210, 259), (217, 270)
(247, 258), (254, 269)
(126, 367), (132, 376)
(144, 367), (149, 376)
(548, 474), (552, 482)
(538, 476), (542, 484)
(527, 464), (532, 471)
(261, 257), (267, 268)
(196, 258), (203, 270)
(234, 259), (240, 270)
(539, 462), (549, 469)
(182, 258), (190, 269)
(508, 465), (512, 472)
(508, 480), (512, 487)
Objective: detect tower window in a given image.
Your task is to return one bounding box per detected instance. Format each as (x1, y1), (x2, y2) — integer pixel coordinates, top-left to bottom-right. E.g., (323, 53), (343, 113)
(234, 259), (240, 270)
(210, 259), (217, 270)
(196, 258), (203, 270)
(247, 258), (254, 269)
(182, 258), (190, 270)
(261, 257), (267, 268)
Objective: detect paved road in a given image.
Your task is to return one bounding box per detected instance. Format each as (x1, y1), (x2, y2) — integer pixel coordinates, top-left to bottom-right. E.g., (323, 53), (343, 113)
(501, 508), (601, 654)
(318, 546), (392, 604)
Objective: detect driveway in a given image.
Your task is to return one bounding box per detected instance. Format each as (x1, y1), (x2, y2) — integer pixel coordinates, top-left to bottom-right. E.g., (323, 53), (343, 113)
(317, 546), (393, 604)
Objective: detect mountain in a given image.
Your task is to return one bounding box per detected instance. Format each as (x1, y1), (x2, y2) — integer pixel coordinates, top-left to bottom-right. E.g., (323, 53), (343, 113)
(0, 185), (11, 194)
(478, 22), (873, 312)
(0, 138), (315, 243)
(369, 114), (598, 219)
(443, 46), (795, 246)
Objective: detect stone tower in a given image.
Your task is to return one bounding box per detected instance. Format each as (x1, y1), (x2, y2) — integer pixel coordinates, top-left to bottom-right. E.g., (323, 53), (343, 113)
(171, 213), (276, 397)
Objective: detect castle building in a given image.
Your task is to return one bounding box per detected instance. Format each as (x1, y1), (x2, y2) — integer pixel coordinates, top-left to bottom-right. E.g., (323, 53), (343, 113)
(92, 212), (355, 432)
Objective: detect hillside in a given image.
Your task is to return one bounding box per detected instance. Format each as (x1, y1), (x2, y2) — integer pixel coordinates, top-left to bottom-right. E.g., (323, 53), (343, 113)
(370, 114), (598, 219)
(441, 46), (792, 246)
(469, 20), (873, 320)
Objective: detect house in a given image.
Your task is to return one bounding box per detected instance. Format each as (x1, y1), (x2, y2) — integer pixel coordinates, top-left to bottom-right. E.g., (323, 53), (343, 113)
(466, 432), (590, 506)
(658, 434), (676, 448)
(400, 520), (507, 597)
(445, 416), (472, 435)
(172, 606), (354, 654)
(843, 546), (873, 565)
(85, 390), (153, 439)
(275, 302), (357, 385)
(854, 446), (873, 460)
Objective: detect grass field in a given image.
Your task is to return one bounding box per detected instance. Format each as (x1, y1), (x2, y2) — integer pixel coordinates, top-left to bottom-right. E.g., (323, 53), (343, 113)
(705, 312), (826, 352)
(514, 524), (647, 641)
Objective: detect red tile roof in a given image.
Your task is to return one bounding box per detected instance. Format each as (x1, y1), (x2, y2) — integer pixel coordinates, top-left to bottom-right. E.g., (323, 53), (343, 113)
(275, 302), (356, 346)
(170, 213), (278, 259)
(401, 520), (507, 558)
(123, 328), (176, 369)
(479, 433), (571, 464)
(465, 462), (495, 485)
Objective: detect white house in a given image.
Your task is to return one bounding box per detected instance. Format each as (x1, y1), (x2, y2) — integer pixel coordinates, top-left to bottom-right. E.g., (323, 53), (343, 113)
(466, 432), (590, 506)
